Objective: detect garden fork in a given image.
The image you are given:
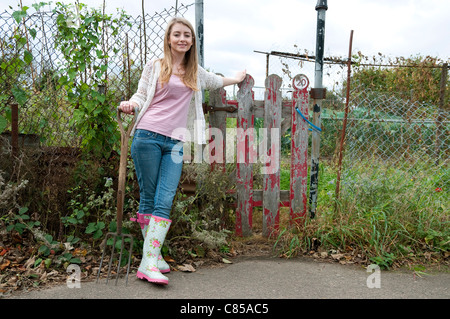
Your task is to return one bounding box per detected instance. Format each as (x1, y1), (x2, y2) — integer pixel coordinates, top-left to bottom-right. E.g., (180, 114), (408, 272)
(96, 107), (137, 286)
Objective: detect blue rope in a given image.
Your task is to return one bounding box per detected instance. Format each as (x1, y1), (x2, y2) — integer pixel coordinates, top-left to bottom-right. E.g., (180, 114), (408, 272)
(295, 107), (322, 133)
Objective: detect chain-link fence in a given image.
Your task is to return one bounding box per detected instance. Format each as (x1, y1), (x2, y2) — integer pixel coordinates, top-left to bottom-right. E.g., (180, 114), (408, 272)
(1, 2), (448, 232)
(343, 84), (448, 185)
(0, 3), (194, 231)
(1, 3), (193, 146)
(265, 49), (449, 206)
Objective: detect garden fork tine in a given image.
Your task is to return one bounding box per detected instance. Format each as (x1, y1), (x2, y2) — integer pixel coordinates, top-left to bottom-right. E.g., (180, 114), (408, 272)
(96, 107), (137, 286)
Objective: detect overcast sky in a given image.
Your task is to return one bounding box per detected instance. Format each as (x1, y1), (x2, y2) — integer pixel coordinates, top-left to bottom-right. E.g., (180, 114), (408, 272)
(3, 0), (449, 91)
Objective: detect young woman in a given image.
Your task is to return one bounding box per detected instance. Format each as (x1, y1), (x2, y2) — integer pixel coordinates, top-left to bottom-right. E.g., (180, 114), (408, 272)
(119, 17), (246, 285)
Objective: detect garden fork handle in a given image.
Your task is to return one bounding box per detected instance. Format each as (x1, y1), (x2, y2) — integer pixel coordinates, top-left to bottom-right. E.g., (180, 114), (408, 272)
(116, 107), (137, 235)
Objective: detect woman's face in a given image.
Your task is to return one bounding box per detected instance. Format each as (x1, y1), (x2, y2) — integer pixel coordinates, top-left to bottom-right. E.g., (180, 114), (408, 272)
(169, 23), (193, 56)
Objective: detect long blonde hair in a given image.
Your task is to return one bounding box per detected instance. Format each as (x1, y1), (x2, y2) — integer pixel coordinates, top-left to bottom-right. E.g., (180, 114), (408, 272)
(159, 17), (199, 91)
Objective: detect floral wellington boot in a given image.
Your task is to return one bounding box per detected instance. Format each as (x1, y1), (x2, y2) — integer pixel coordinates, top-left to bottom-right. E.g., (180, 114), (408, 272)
(130, 213), (171, 273)
(137, 215), (171, 285)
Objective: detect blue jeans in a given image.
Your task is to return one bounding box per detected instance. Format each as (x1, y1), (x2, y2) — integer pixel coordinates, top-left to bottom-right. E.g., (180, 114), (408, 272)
(131, 129), (184, 220)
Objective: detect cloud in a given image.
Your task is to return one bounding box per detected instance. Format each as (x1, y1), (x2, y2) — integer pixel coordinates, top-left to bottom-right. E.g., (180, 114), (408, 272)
(3, 0), (448, 88)
(327, 0), (450, 58)
(201, 1), (320, 87)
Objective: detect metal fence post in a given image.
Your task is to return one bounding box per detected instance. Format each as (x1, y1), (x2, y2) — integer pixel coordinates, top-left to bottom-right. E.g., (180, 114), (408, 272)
(435, 63), (448, 165)
(195, 0), (205, 164)
(335, 30), (354, 203)
(195, 0), (204, 68)
(309, 0), (328, 219)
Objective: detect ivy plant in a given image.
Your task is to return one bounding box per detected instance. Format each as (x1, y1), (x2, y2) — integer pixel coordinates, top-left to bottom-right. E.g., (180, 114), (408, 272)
(53, 2), (130, 158)
(0, 2), (47, 133)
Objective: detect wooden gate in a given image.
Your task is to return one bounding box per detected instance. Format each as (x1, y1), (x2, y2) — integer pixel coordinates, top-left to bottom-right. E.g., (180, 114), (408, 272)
(206, 73), (310, 237)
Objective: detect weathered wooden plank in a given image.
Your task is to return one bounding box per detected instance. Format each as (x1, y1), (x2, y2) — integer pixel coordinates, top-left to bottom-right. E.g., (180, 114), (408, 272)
(253, 190), (289, 207)
(224, 100), (291, 119)
(262, 74), (282, 238)
(290, 74), (310, 225)
(207, 73), (312, 237)
(208, 82), (227, 168)
(228, 189), (290, 207)
(235, 74), (255, 237)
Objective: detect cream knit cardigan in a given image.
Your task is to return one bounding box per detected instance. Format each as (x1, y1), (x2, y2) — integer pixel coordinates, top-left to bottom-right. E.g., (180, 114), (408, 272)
(129, 59), (223, 144)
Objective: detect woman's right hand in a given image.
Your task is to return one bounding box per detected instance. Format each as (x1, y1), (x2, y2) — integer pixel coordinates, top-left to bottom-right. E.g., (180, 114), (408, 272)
(119, 101), (138, 114)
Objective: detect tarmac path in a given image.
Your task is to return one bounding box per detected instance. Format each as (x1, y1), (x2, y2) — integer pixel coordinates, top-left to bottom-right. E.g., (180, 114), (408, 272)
(6, 255), (449, 300)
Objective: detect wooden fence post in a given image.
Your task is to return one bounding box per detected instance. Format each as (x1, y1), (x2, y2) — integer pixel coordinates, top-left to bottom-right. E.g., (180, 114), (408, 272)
(290, 74), (310, 225)
(235, 74), (254, 236)
(262, 74), (282, 237)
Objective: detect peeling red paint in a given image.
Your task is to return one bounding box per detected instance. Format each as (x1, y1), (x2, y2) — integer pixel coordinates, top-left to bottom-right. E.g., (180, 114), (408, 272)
(235, 74), (255, 237)
(261, 75), (282, 237)
(210, 73), (310, 237)
(220, 89), (226, 105)
(290, 74), (310, 225)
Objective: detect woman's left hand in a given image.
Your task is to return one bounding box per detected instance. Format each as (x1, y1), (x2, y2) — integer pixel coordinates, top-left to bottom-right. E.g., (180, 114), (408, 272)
(222, 70), (247, 87)
(235, 69), (247, 83)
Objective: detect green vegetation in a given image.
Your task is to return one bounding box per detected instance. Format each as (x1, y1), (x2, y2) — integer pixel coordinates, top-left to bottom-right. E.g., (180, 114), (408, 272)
(274, 159), (449, 269)
(0, 1), (448, 295)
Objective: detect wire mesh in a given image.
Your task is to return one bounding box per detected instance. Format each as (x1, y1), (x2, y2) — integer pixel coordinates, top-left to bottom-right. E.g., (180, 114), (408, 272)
(265, 49), (449, 204)
(0, 3), (193, 147)
(0, 3), (194, 220)
(0, 4), (448, 220)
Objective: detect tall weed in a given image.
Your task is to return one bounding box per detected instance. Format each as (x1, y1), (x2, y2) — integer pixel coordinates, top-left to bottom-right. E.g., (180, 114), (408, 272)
(273, 159), (449, 268)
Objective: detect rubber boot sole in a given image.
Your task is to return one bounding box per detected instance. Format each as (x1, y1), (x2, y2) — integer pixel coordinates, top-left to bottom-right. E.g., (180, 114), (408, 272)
(160, 268), (170, 274)
(136, 270), (169, 285)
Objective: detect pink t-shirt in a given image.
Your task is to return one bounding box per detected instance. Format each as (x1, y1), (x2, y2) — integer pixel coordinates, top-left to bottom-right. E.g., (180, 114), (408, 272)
(136, 75), (193, 141)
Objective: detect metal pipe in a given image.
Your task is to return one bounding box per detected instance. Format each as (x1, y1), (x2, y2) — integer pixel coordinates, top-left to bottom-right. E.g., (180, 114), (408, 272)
(335, 30), (353, 204)
(254, 50), (445, 69)
(435, 63), (448, 165)
(195, 0), (204, 67)
(309, 0), (327, 219)
(313, 0), (327, 89)
(195, 0), (205, 163)
(141, 0), (147, 64)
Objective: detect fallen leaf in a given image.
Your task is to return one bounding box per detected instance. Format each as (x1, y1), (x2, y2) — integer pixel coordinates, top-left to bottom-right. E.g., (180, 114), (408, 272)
(12, 232), (22, 243)
(23, 256), (36, 270)
(47, 270), (59, 277)
(344, 255), (353, 261)
(163, 255), (176, 263)
(0, 259), (11, 271)
(331, 253), (344, 260)
(40, 271), (48, 281)
(227, 247), (237, 257)
(177, 264), (196, 272)
(194, 246), (205, 258)
(222, 258), (232, 264)
(73, 248), (87, 257)
(64, 242), (74, 251)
